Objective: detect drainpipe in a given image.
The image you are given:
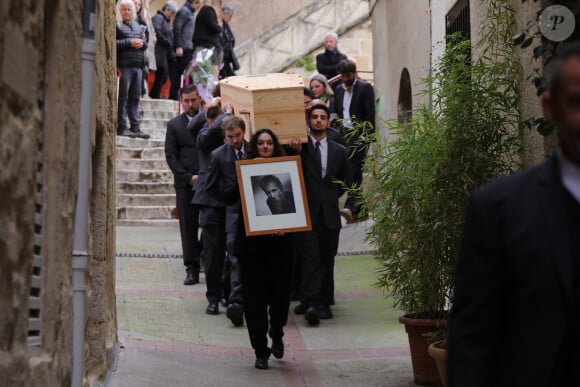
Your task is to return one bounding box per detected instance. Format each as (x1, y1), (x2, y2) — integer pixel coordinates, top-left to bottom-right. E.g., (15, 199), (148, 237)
(72, 1), (95, 386)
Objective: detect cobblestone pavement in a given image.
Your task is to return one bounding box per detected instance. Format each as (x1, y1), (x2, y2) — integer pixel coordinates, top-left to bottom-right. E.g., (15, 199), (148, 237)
(107, 222), (422, 387)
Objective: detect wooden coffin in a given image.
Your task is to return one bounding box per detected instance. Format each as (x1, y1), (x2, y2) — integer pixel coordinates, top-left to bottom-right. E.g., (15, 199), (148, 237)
(220, 73), (307, 143)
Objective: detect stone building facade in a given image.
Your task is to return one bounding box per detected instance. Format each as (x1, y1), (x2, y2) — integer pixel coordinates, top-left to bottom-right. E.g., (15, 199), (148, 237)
(370, 0), (546, 165)
(0, 0), (118, 385)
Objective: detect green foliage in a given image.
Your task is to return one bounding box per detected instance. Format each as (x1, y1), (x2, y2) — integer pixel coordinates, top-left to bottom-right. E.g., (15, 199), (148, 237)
(513, 0), (580, 136)
(296, 55), (316, 71)
(364, 0), (522, 318)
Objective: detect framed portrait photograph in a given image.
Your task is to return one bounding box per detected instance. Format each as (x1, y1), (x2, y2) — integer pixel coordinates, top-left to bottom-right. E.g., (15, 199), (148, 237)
(235, 155), (312, 236)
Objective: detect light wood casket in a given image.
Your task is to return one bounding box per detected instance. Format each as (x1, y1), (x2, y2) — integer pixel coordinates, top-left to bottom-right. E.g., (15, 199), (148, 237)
(220, 73), (307, 143)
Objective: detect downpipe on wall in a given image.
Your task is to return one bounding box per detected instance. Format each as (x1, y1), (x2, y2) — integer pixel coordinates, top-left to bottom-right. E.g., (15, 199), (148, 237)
(72, 2), (96, 384)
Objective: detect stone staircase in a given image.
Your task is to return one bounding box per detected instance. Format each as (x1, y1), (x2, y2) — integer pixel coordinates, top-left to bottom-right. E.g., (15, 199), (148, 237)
(116, 98), (179, 226)
(235, 0), (370, 75)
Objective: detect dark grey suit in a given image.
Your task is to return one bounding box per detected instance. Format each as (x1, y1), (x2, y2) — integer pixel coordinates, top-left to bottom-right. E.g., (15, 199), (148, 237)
(448, 156), (579, 386)
(296, 137), (352, 308)
(205, 142), (248, 305)
(191, 114), (229, 304)
(164, 112), (201, 275)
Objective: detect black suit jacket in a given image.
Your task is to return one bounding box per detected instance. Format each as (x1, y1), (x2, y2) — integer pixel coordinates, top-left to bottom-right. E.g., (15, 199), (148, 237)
(191, 113), (230, 207)
(165, 113), (200, 188)
(205, 142), (248, 233)
(448, 156), (573, 387)
(333, 79), (376, 135)
(301, 137), (352, 229)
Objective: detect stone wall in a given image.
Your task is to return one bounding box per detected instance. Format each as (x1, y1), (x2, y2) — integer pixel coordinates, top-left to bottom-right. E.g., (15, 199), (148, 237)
(369, 0), (431, 138)
(0, 0), (81, 385)
(372, 0), (545, 165)
(0, 0), (117, 385)
(85, 0), (118, 384)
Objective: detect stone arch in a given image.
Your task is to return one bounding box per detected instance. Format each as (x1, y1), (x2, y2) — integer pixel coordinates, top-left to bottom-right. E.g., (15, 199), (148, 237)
(397, 68), (412, 125)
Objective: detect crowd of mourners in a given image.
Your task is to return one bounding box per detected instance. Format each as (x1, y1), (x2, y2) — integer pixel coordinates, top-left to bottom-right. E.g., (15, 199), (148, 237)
(116, 0), (375, 371)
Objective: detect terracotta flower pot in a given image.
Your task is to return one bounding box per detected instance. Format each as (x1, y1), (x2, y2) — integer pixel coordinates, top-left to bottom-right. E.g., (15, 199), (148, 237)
(428, 339), (447, 387)
(399, 314), (446, 386)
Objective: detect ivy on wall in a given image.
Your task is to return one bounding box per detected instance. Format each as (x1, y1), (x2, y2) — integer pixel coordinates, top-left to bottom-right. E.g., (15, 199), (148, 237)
(513, 0), (580, 135)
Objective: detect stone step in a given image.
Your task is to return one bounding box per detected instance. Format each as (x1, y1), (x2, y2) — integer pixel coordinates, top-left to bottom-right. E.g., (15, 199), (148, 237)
(116, 158), (170, 170)
(116, 205), (176, 220)
(116, 169), (173, 183)
(116, 218), (179, 227)
(139, 128), (167, 141)
(140, 109), (177, 120)
(116, 181), (174, 195)
(116, 135), (165, 148)
(117, 193), (176, 207)
(140, 118), (169, 131)
(116, 147), (165, 159)
(139, 98), (179, 112)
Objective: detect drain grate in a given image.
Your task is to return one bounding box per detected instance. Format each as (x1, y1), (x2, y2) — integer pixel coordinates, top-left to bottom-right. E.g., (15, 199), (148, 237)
(116, 250), (377, 259)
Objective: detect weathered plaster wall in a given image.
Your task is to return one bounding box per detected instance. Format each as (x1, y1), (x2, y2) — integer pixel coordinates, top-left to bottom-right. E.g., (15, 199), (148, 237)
(430, 0), (545, 166)
(0, 0), (118, 385)
(0, 1), (42, 384)
(370, 0), (431, 138)
(0, 0), (81, 385)
(85, 0), (119, 384)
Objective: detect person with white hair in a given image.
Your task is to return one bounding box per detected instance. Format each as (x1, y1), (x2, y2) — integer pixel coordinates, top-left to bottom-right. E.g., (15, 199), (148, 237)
(316, 32), (347, 81)
(116, 0), (150, 138)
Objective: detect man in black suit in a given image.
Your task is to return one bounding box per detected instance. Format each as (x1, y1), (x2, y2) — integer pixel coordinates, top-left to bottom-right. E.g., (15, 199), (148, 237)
(294, 104), (352, 325)
(447, 42), (580, 387)
(164, 85), (203, 285)
(332, 59), (375, 223)
(316, 32), (347, 81)
(204, 115), (247, 325)
(191, 104), (236, 316)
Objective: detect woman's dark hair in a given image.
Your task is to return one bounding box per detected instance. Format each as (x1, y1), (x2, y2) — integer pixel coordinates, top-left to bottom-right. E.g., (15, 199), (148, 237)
(247, 128), (286, 159)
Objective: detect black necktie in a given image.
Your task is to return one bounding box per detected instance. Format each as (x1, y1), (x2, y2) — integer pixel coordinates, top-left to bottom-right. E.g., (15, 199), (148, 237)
(237, 150), (243, 160)
(314, 141), (322, 178)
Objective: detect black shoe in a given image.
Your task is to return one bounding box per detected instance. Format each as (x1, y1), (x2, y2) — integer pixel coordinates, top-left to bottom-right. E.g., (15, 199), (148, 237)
(131, 130), (150, 139)
(205, 302), (219, 315)
(226, 303), (244, 326)
(254, 357), (269, 370)
(118, 129), (137, 138)
(220, 298), (228, 308)
(319, 305), (333, 320)
(183, 272), (199, 285)
(304, 307), (320, 326)
(271, 337), (284, 359)
(294, 303), (308, 315)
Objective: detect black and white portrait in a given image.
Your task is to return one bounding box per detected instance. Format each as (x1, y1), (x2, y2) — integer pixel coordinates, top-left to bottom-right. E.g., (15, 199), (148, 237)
(251, 173), (296, 216)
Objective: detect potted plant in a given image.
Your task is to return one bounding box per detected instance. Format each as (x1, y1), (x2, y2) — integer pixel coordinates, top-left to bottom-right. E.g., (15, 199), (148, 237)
(362, 1), (521, 385)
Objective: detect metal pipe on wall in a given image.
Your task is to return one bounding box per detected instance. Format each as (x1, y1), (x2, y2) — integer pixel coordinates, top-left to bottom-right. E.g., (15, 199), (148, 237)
(72, 1), (96, 382)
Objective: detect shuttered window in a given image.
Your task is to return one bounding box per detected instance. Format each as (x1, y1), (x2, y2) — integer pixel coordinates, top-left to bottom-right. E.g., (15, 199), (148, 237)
(446, 0), (471, 40)
(28, 133), (44, 348)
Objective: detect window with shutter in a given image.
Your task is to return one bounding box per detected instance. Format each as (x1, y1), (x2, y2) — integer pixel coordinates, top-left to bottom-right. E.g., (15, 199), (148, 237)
(28, 134), (44, 349)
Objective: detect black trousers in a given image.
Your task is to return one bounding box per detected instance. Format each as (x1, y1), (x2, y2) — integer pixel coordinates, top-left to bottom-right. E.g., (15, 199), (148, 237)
(295, 215), (340, 308)
(175, 186), (201, 274)
(238, 235), (292, 358)
(200, 206), (226, 303)
(222, 231), (243, 304)
(149, 51), (168, 99)
(344, 140), (369, 217)
(169, 48), (193, 100)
